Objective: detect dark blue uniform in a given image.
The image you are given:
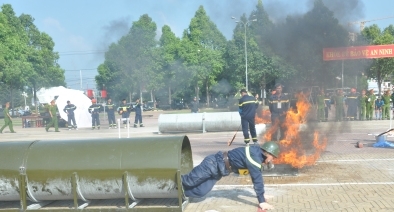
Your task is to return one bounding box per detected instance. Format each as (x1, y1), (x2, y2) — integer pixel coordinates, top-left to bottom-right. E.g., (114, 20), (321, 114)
(346, 92), (358, 120)
(268, 93), (290, 141)
(134, 102), (143, 127)
(105, 102), (116, 128)
(238, 95), (258, 144)
(88, 104), (101, 129)
(182, 145), (267, 203)
(118, 102), (131, 126)
(63, 104), (77, 129)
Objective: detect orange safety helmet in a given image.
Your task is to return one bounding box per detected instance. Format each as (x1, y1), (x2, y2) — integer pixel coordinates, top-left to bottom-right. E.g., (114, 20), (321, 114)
(91, 99), (97, 103)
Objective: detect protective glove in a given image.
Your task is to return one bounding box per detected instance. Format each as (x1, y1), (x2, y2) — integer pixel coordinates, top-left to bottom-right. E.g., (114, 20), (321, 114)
(259, 202), (274, 210)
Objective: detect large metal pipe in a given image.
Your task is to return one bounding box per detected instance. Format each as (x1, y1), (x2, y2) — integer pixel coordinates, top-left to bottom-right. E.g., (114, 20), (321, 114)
(158, 112), (247, 133)
(0, 136), (193, 202)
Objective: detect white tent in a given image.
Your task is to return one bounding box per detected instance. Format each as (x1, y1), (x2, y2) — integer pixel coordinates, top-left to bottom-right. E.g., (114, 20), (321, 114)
(37, 86), (92, 128)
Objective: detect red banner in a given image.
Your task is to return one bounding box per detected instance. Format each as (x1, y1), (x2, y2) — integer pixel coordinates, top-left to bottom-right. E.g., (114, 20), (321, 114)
(323, 44), (394, 61)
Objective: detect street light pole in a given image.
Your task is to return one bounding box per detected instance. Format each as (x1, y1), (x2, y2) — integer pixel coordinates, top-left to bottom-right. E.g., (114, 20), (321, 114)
(244, 25), (248, 91)
(232, 16), (256, 91)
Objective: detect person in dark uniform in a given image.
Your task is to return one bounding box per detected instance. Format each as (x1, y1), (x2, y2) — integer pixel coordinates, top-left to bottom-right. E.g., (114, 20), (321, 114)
(45, 100), (60, 132)
(88, 99), (101, 130)
(118, 99), (131, 128)
(268, 83), (290, 141)
(238, 89), (259, 144)
(0, 102), (16, 133)
(106, 98), (117, 129)
(190, 97), (200, 113)
(133, 98), (144, 128)
(63, 100), (77, 130)
(346, 88), (358, 121)
(181, 141), (280, 211)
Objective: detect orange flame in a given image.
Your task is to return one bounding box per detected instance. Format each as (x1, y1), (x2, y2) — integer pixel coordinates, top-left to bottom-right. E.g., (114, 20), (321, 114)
(255, 109), (271, 124)
(258, 92), (328, 168)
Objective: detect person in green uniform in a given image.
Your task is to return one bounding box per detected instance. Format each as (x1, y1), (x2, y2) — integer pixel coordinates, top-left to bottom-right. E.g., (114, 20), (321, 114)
(45, 100), (60, 132)
(366, 89), (376, 120)
(334, 89), (344, 122)
(316, 89), (325, 122)
(382, 90), (391, 120)
(359, 89), (368, 121)
(0, 102), (16, 133)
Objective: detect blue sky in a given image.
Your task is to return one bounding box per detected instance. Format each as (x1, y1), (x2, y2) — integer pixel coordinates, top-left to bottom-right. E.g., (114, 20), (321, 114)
(1, 0), (393, 90)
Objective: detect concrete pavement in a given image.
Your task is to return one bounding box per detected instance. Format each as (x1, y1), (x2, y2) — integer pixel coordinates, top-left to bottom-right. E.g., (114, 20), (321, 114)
(1, 111), (394, 211)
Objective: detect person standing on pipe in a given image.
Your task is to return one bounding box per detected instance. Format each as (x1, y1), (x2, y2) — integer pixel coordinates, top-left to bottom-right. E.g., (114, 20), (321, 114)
(45, 100), (60, 132)
(63, 100), (77, 130)
(88, 99), (101, 130)
(238, 89), (259, 144)
(106, 98), (117, 129)
(181, 141), (280, 211)
(118, 99), (131, 128)
(133, 98), (144, 128)
(268, 83), (290, 141)
(0, 102), (16, 133)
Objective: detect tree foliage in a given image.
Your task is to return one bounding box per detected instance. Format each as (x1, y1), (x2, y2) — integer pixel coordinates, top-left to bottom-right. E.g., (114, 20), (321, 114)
(362, 24), (394, 94)
(0, 4), (65, 108)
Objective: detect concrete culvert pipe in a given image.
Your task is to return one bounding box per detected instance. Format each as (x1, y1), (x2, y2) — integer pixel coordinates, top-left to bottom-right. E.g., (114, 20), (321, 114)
(158, 112), (245, 133)
(0, 136), (193, 202)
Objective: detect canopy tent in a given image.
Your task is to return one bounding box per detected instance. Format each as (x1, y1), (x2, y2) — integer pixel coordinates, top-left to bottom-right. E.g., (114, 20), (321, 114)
(37, 86), (92, 128)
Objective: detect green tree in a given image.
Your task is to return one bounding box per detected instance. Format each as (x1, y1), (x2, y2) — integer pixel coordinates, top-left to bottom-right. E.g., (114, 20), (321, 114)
(159, 25), (191, 107)
(96, 14), (158, 102)
(19, 13), (65, 109)
(362, 24), (394, 94)
(0, 4), (31, 110)
(179, 6), (227, 106)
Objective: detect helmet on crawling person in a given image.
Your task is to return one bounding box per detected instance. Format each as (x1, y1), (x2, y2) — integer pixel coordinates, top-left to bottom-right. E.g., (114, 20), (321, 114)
(260, 141), (280, 158)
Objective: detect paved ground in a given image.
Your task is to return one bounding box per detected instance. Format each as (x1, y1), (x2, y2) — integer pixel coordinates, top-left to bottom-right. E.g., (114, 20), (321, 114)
(1, 111), (394, 211)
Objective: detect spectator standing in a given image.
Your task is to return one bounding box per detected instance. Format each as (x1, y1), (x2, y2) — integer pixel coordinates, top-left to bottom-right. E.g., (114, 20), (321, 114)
(45, 100), (60, 132)
(359, 89), (368, 121)
(346, 88), (358, 121)
(0, 102), (16, 133)
(375, 97), (384, 120)
(333, 89), (344, 122)
(106, 98), (117, 129)
(268, 83), (290, 141)
(324, 93), (331, 121)
(366, 89), (376, 120)
(133, 98), (144, 128)
(382, 90), (391, 120)
(63, 100), (77, 130)
(88, 99), (101, 130)
(118, 99), (131, 128)
(316, 89), (325, 122)
(190, 97), (200, 113)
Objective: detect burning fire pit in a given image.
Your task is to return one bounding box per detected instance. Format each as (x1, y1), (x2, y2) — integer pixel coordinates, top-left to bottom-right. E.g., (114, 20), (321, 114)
(256, 92), (327, 173)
